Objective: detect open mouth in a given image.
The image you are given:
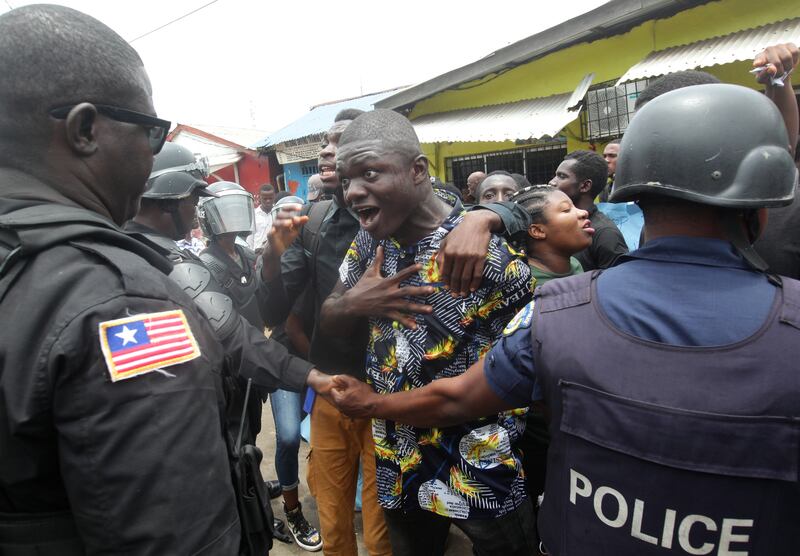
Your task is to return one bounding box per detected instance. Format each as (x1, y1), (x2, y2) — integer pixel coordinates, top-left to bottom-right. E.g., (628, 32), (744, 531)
(355, 206), (380, 228)
(319, 164), (336, 181)
(582, 219), (595, 236)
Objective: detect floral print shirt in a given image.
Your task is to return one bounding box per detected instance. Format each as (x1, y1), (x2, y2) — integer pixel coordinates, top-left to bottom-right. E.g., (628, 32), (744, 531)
(338, 193), (533, 519)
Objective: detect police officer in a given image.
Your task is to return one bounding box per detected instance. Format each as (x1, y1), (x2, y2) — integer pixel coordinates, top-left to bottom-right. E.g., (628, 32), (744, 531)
(0, 5), (240, 554)
(127, 152), (329, 404)
(0, 5), (329, 555)
(126, 142), (215, 260)
(329, 83), (800, 555)
(198, 182), (323, 550)
(127, 153), (330, 545)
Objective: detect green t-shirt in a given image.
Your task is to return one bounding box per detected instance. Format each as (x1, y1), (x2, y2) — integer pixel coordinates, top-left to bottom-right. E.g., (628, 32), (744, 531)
(529, 256), (583, 287)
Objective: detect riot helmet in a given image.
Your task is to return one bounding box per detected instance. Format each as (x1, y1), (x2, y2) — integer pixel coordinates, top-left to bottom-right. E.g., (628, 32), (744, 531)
(611, 83), (798, 271)
(197, 181), (255, 238)
(145, 171), (216, 201)
(611, 84), (796, 208)
(144, 142), (212, 199)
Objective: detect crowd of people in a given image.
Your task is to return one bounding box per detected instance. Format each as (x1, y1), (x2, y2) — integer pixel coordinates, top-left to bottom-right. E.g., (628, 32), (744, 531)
(1, 4), (799, 556)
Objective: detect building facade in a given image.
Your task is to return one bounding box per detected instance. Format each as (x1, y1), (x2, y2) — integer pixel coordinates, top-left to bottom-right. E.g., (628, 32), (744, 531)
(377, 0), (800, 189)
(254, 88), (406, 200)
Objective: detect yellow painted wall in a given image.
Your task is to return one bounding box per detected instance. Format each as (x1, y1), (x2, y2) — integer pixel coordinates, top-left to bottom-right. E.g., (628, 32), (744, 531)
(412, 0), (800, 180)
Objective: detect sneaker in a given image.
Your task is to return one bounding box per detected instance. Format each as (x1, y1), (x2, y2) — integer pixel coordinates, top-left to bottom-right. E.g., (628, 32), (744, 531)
(284, 502), (322, 551)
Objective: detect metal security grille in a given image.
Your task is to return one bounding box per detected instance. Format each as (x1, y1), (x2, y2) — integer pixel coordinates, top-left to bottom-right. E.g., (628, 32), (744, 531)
(449, 155), (485, 189)
(486, 151), (524, 175)
(525, 144), (568, 185)
(301, 163), (319, 176)
(446, 143), (567, 190)
(581, 79), (649, 140)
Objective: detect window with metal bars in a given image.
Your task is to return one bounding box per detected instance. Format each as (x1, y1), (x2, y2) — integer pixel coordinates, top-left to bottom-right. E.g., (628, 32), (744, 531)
(446, 143), (567, 190)
(448, 155), (484, 190)
(580, 79), (649, 141)
(301, 163), (319, 176)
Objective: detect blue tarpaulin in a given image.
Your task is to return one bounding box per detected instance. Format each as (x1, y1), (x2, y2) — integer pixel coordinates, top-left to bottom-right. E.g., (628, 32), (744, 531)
(597, 202), (644, 251)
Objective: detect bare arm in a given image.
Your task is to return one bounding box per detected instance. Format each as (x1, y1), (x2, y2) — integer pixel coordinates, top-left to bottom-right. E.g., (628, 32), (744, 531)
(330, 358), (512, 428)
(437, 204), (531, 296)
(754, 43), (799, 157)
(436, 210), (497, 297)
(259, 203), (307, 282)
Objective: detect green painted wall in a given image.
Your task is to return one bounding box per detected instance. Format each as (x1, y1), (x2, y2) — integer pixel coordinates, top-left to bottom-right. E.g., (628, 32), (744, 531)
(413, 0), (800, 180)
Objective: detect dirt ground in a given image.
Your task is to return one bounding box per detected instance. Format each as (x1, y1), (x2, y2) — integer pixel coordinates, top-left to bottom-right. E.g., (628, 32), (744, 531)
(257, 398), (473, 555)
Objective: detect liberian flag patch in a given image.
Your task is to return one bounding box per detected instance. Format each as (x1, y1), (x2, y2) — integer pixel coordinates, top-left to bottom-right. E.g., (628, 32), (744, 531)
(98, 310), (201, 382)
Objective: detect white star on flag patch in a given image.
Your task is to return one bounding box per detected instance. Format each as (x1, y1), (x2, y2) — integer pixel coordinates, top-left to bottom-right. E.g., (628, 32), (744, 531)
(98, 309), (201, 382)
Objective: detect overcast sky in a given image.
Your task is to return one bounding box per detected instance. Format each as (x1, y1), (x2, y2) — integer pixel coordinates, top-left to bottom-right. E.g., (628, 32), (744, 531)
(4, 0), (609, 134)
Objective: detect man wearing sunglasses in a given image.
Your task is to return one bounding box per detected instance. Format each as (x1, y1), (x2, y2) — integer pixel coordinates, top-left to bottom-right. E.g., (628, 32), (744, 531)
(0, 5), (293, 555)
(49, 103), (171, 155)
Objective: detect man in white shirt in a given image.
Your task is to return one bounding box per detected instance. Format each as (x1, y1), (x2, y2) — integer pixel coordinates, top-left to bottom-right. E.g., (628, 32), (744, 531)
(248, 183), (275, 253)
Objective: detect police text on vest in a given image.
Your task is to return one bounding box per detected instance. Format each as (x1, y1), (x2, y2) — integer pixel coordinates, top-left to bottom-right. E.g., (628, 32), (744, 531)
(569, 469), (753, 555)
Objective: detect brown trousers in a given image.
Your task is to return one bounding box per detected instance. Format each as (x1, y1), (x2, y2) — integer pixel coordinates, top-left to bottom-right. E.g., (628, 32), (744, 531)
(308, 396), (391, 556)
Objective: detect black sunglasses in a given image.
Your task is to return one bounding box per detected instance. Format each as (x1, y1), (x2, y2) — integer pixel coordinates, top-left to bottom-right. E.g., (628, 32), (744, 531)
(49, 103), (171, 154)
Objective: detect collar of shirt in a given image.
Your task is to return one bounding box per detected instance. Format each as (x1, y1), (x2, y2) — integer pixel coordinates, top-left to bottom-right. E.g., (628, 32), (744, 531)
(381, 190), (463, 258)
(619, 236), (751, 270)
(331, 194), (359, 222)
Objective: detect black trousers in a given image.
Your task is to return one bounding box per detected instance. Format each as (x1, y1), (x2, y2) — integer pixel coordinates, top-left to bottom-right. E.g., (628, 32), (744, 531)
(382, 496), (539, 556)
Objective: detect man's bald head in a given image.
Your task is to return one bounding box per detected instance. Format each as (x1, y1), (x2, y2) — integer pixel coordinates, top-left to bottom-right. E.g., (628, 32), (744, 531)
(0, 5), (150, 161)
(466, 171), (486, 197)
(338, 109), (423, 164)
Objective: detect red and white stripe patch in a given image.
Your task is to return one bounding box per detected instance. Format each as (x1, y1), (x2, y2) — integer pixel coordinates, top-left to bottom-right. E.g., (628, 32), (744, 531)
(98, 309), (201, 382)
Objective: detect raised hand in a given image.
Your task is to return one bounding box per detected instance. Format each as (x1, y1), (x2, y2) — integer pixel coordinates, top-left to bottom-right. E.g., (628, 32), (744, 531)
(345, 246), (434, 329)
(753, 43), (799, 86)
(266, 203), (307, 257)
(436, 210), (495, 297)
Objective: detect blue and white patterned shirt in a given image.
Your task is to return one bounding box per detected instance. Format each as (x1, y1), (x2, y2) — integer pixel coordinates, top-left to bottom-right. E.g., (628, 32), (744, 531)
(338, 193), (533, 519)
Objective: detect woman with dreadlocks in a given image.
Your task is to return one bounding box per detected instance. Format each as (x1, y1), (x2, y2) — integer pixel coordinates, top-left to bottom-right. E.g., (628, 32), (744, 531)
(511, 185), (595, 287)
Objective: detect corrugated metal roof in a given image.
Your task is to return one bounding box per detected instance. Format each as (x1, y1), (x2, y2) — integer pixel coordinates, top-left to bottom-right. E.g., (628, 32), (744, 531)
(617, 17), (800, 85)
(567, 72), (596, 110)
(190, 125), (270, 148)
(252, 88), (405, 149)
(377, 0), (711, 111)
(275, 143), (323, 164)
(411, 92), (579, 143)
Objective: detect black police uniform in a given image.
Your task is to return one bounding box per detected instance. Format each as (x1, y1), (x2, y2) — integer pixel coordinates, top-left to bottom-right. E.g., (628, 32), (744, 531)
(124, 220), (313, 446)
(0, 187), (240, 554)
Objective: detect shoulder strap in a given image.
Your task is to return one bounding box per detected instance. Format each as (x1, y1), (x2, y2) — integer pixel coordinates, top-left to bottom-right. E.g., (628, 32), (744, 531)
(301, 200), (335, 284)
(301, 200), (334, 256)
(535, 271), (596, 314)
(779, 276), (800, 330)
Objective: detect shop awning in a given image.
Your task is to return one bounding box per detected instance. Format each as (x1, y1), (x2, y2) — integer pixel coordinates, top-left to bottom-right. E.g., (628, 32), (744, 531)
(616, 17), (800, 85)
(410, 74), (593, 144)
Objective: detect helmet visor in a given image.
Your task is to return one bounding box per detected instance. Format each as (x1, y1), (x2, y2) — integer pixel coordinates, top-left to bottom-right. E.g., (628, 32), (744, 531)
(203, 194), (254, 235)
(150, 155), (210, 181)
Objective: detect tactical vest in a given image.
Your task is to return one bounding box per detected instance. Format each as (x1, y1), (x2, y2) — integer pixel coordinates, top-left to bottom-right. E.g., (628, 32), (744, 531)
(138, 234), (268, 456)
(0, 207), (271, 556)
(0, 206), (238, 555)
(200, 245), (262, 330)
(532, 271), (800, 556)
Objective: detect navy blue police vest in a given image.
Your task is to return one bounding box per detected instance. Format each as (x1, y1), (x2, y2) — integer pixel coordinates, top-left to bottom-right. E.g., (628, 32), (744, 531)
(532, 271), (800, 556)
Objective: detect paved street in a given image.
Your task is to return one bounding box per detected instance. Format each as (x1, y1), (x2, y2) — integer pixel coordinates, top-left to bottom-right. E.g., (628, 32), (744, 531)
(257, 398), (472, 555)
